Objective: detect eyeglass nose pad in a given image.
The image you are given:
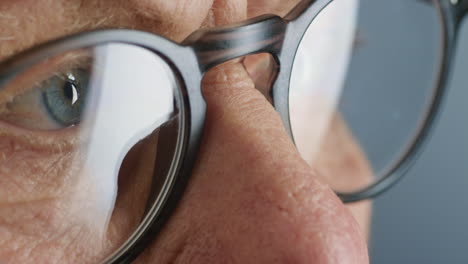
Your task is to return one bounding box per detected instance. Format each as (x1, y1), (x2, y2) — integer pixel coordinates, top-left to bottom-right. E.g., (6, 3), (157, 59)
(242, 53), (279, 103)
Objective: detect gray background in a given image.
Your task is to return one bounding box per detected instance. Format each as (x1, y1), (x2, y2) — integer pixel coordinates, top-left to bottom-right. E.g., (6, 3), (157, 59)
(370, 19), (468, 264)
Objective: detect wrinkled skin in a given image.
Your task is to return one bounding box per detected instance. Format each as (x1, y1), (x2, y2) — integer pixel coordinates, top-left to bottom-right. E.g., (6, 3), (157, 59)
(0, 0), (371, 263)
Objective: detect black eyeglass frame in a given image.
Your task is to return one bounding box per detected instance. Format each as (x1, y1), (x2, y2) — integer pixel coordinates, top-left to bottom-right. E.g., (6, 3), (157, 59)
(0, 0), (466, 263)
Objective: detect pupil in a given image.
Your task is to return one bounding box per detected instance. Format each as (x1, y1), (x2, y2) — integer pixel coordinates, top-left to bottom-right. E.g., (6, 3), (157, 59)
(63, 81), (78, 105)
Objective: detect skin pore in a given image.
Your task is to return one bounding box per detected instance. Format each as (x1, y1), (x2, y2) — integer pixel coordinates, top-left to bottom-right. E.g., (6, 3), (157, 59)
(0, 0), (371, 263)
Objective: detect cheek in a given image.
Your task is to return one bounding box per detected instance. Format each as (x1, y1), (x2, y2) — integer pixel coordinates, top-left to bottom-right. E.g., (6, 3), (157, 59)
(0, 138), (103, 262)
(0, 138), (79, 203)
(0, 132), (157, 263)
(0, 135), (103, 237)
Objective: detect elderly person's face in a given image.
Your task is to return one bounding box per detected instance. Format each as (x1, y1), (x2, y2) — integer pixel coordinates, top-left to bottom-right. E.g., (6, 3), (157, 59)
(0, 0), (372, 263)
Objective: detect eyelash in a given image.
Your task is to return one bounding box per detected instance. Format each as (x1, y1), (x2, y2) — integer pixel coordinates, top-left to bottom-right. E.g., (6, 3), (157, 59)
(0, 53), (92, 105)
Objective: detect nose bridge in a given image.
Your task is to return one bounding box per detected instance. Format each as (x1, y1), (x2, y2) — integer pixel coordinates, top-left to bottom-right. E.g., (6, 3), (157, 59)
(183, 15), (287, 73)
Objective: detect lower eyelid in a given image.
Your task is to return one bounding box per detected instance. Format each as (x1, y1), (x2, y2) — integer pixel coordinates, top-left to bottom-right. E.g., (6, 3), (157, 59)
(0, 87), (58, 129)
(0, 121), (82, 153)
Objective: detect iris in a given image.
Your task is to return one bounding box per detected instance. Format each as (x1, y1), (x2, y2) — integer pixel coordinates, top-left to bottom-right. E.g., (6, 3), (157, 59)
(42, 69), (89, 127)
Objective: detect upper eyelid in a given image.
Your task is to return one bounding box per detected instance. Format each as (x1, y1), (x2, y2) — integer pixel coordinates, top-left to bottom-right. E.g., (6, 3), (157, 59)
(0, 51), (92, 105)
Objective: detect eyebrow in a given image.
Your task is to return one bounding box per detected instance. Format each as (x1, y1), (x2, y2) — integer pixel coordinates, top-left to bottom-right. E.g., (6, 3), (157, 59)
(0, 0), (137, 60)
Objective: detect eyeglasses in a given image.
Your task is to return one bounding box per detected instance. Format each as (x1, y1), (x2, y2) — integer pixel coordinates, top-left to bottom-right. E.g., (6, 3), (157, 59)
(0, 0), (466, 262)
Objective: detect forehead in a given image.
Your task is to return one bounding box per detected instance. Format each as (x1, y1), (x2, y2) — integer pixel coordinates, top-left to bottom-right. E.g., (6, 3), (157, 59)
(0, 0), (206, 59)
(0, 0), (302, 60)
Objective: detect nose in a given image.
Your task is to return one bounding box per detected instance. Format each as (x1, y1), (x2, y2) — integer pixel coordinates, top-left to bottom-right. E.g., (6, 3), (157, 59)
(138, 62), (369, 263)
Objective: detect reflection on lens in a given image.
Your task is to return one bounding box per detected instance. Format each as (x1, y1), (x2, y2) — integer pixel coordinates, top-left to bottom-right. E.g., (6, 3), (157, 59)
(289, 0), (441, 193)
(0, 44), (182, 263)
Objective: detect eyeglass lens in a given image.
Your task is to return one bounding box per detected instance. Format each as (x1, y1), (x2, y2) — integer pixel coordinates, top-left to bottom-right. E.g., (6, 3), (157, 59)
(289, 0), (442, 193)
(0, 43), (182, 262)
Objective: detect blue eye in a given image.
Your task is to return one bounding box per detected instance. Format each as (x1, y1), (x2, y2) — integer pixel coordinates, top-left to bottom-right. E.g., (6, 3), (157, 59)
(41, 69), (89, 127)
